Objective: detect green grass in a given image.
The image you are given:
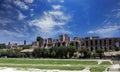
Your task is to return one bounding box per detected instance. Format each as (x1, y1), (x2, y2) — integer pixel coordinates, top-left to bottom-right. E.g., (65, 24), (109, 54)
(90, 65), (108, 72)
(90, 61), (112, 72)
(100, 61), (112, 65)
(0, 58), (112, 71)
(0, 64), (85, 70)
(0, 58), (97, 65)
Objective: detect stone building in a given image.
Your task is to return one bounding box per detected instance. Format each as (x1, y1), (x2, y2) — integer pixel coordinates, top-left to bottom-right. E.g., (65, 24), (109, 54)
(81, 36), (120, 52)
(31, 41), (39, 48)
(31, 34), (120, 52)
(42, 34), (70, 48)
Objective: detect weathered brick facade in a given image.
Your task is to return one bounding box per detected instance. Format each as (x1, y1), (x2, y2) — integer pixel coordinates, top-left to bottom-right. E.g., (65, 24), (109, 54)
(31, 34), (120, 52)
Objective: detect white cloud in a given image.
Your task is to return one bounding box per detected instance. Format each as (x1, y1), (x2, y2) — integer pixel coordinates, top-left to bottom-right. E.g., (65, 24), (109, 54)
(57, 29), (72, 34)
(0, 29), (33, 44)
(2, 3), (12, 9)
(49, 11), (63, 16)
(30, 9), (34, 12)
(52, 5), (62, 10)
(88, 25), (120, 37)
(48, 0), (64, 3)
(0, 18), (13, 25)
(30, 14), (34, 17)
(48, 0), (55, 2)
(13, 0), (29, 10)
(18, 11), (27, 20)
(88, 6), (120, 37)
(29, 9), (71, 38)
(0, 30), (25, 37)
(24, 0), (34, 3)
(60, 0), (64, 3)
(104, 9), (120, 26)
(113, 9), (120, 18)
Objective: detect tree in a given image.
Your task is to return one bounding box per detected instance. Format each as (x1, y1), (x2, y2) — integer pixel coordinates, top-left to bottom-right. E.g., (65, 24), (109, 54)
(51, 51), (56, 58)
(32, 48), (42, 58)
(96, 49), (104, 59)
(0, 44), (6, 49)
(36, 36), (43, 42)
(0, 49), (8, 57)
(7, 48), (23, 58)
(32, 48), (50, 58)
(31, 46), (76, 59)
(23, 45), (30, 49)
(0, 48), (23, 58)
(92, 52), (97, 58)
(115, 47), (120, 51)
(42, 49), (50, 58)
(36, 36), (43, 47)
(57, 46), (68, 58)
(24, 52), (32, 58)
(67, 46), (76, 58)
(50, 47), (58, 58)
(80, 47), (91, 58)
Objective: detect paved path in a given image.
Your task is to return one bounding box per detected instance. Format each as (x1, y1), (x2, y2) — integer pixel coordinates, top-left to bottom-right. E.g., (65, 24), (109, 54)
(82, 67), (90, 72)
(0, 67), (90, 72)
(109, 64), (120, 72)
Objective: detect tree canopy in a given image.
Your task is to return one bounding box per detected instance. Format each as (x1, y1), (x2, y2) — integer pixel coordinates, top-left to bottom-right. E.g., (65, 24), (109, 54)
(36, 36), (43, 42)
(96, 48), (104, 59)
(0, 44), (6, 49)
(32, 46), (76, 59)
(80, 47), (91, 58)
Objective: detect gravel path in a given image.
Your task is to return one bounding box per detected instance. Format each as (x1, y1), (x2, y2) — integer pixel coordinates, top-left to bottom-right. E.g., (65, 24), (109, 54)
(109, 64), (120, 72)
(0, 67), (90, 72)
(96, 60), (113, 64)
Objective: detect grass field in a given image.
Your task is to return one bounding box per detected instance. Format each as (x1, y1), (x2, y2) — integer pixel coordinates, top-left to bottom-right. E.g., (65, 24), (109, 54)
(0, 58), (112, 72)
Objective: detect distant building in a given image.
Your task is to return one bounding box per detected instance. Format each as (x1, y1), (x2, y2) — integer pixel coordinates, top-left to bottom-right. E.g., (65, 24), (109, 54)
(6, 43), (18, 49)
(24, 40), (26, 45)
(30, 34), (120, 52)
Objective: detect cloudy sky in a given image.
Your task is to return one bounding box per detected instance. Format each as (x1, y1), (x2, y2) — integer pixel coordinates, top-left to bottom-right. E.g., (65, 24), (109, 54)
(0, 0), (120, 44)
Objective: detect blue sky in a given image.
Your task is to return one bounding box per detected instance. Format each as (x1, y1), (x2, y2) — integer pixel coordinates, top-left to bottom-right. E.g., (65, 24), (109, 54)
(0, 0), (120, 44)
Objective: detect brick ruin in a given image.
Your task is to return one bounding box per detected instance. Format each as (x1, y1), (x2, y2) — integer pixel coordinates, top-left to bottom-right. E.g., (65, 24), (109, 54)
(31, 34), (120, 52)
